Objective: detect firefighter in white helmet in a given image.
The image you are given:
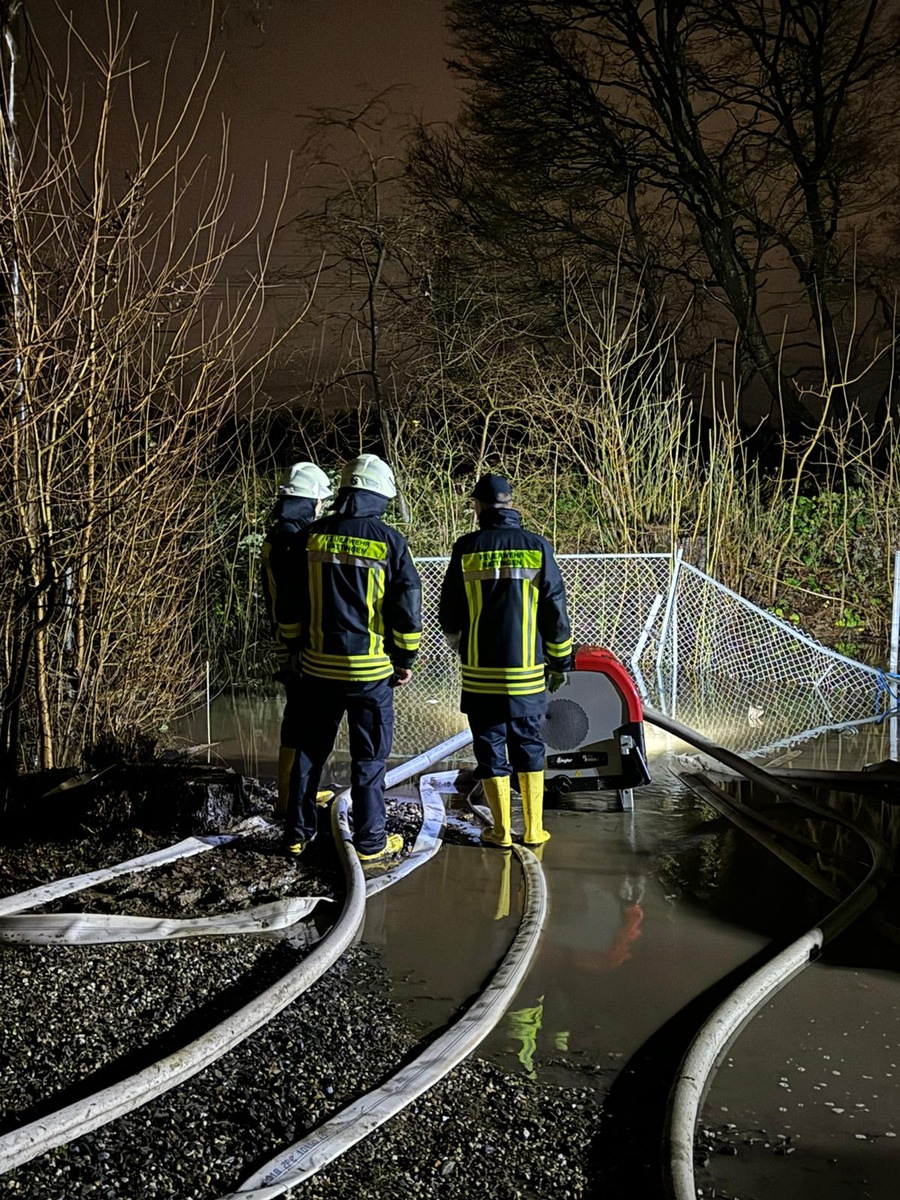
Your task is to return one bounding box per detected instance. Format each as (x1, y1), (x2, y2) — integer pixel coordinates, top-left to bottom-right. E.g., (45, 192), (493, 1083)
(273, 453), (422, 863)
(261, 461), (332, 816)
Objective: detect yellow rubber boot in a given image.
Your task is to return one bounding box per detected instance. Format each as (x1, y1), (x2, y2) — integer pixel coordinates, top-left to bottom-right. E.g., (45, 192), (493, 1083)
(276, 745), (296, 819)
(520, 770), (551, 845)
(481, 775), (512, 848)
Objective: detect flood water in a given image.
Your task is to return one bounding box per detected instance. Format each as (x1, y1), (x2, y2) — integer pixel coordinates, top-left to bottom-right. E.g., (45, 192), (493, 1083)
(186, 691), (900, 1199)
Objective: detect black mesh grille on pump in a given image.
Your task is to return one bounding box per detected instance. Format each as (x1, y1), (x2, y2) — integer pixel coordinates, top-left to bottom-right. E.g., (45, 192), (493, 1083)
(542, 697), (590, 751)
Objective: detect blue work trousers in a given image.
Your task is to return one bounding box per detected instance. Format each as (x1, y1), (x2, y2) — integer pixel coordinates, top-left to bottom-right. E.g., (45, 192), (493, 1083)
(467, 705), (546, 778)
(279, 673), (303, 749)
(285, 678), (394, 854)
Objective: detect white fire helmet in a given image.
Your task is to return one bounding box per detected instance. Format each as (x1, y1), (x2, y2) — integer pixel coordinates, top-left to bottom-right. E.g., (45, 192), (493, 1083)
(279, 462), (333, 500)
(340, 453), (397, 499)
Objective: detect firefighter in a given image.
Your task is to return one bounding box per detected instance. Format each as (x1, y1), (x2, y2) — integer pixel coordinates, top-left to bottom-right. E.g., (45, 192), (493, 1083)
(260, 461), (333, 817)
(274, 453), (422, 862)
(438, 473), (573, 847)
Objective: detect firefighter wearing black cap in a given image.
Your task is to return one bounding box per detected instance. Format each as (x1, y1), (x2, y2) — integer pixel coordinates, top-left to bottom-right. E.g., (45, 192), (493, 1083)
(439, 474), (573, 847)
(274, 454), (422, 863)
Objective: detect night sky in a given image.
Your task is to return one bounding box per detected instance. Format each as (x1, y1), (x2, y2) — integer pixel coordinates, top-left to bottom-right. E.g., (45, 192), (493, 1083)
(18, 1), (461, 397)
(27, 0), (459, 211)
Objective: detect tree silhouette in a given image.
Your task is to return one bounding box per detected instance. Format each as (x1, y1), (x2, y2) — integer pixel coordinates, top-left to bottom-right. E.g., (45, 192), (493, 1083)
(411, 0), (900, 427)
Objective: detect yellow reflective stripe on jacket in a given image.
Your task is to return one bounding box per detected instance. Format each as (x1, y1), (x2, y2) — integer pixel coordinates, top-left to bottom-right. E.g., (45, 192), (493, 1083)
(545, 636), (573, 657)
(278, 622), (303, 640)
(301, 649), (393, 681)
(462, 679), (547, 695)
(463, 566), (541, 582)
(522, 578), (538, 667)
(367, 564), (386, 657)
(392, 630), (421, 651)
(462, 664), (545, 679)
(461, 665), (546, 694)
(465, 578), (480, 665)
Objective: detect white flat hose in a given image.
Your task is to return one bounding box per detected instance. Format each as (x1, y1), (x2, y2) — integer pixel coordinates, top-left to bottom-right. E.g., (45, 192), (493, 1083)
(360, 766), (450, 897)
(0, 732), (471, 1177)
(0, 817), (269, 917)
(220, 842), (546, 1200)
(665, 931), (822, 1200)
(0, 797), (365, 1177)
(0, 896), (331, 945)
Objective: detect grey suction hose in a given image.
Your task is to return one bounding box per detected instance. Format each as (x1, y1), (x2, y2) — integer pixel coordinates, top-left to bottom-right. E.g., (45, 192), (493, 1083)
(643, 707), (894, 1200)
(644, 706), (892, 924)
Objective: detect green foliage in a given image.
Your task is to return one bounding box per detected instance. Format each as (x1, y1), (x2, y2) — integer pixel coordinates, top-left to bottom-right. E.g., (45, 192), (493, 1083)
(776, 490), (872, 572)
(835, 605), (865, 630)
(769, 605), (802, 627)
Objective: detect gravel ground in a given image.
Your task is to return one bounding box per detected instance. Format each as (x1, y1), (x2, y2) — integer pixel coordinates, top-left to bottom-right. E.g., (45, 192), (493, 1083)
(0, 771), (606, 1199)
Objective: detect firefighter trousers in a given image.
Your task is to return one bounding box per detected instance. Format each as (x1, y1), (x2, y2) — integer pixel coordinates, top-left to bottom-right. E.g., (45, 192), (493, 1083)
(466, 701), (546, 778)
(285, 678), (394, 854)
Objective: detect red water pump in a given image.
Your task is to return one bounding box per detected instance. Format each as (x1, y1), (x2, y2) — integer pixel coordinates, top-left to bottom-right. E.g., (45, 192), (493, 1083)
(541, 645), (651, 810)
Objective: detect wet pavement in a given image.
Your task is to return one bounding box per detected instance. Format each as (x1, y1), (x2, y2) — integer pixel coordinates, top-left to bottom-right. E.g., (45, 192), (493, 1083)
(188, 694), (900, 1199)
(698, 962), (900, 1199)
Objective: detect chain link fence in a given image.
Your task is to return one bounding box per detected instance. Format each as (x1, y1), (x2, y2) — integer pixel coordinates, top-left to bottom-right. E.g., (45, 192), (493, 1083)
(389, 553), (892, 760)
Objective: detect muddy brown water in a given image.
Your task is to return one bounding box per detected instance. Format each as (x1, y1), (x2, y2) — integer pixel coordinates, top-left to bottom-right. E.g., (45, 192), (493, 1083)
(184, 694), (900, 1199)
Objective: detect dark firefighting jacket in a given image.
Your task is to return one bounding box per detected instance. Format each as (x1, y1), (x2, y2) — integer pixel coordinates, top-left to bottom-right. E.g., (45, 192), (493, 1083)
(438, 507), (573, 708)
(274, 488), (422, 686)
(260, 495), (318, 636)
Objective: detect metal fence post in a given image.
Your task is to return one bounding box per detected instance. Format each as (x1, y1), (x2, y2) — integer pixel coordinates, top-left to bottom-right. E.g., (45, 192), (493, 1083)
(630, 591), (665, 700)
(656, 546), (683, 683)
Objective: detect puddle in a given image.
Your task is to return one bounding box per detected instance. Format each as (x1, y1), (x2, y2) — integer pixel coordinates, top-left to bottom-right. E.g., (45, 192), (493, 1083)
(367, 779), (769, 1087)
(698, 963), (900, 1200)
(187, 688), (900, 1198)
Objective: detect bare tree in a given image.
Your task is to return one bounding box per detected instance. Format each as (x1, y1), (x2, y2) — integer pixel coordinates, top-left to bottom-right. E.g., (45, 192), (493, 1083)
(279, 97), (437, 516)
(0, 4), (302, 784)
(410, 0), (900, 428)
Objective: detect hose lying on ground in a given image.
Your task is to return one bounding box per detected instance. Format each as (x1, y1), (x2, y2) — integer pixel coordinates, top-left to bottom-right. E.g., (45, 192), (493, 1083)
(217, 774), (546, 1200)
(644, 707), (894, 1200)
(0, 896), (332, 945)
(0, 731), (473, 1178)
(0, 817), (270, 918)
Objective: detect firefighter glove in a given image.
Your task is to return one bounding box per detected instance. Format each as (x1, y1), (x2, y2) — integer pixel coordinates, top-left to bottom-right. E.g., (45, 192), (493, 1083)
(547, 670), (569, 693)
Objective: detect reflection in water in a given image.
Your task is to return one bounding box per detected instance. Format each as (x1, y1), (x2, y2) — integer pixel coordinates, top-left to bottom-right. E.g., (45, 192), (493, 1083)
(504, 996), (548, 1078)
(502, 873), (646, 1079)
(367, 775), (770, 1087)
(186, 679), (900, 1198)
(180, 685), (470, 782)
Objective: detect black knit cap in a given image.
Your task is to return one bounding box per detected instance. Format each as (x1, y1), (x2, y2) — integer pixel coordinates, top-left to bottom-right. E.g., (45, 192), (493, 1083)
(471, 473), (513, 504)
